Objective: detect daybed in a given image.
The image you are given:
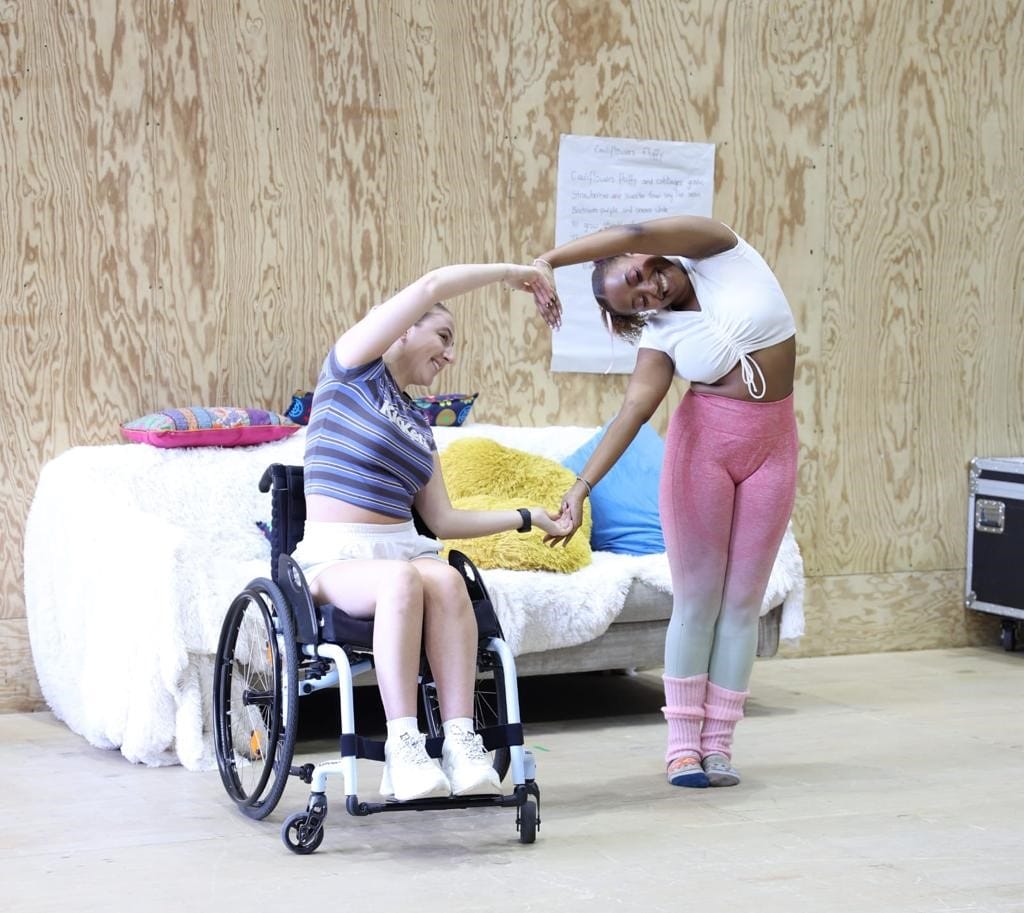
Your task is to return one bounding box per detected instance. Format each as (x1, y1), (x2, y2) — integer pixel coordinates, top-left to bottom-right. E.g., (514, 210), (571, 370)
(24, 424), (804, 771)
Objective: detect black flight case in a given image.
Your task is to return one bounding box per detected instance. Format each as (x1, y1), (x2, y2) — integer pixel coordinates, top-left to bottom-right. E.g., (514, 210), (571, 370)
(965, 457), (1024, 651)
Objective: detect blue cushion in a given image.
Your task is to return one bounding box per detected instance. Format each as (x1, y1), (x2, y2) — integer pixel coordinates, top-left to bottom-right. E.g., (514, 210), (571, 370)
(561, 423), (666, 555)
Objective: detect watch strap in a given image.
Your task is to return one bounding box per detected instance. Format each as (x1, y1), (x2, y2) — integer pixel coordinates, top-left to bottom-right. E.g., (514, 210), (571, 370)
(516, 507), (532, 533)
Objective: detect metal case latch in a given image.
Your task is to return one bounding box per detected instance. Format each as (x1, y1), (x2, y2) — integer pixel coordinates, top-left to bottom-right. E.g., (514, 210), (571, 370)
(975, 499), (1006, 534)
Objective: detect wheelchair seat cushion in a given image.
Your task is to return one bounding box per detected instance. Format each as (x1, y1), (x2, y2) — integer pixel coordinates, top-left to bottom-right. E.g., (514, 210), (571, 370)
(319, 604), (375, 649)
(318, 598), (499, 649)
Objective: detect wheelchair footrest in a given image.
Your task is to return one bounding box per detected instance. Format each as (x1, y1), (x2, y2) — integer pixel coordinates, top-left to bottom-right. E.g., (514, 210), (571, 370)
(346, 784), (533, 818)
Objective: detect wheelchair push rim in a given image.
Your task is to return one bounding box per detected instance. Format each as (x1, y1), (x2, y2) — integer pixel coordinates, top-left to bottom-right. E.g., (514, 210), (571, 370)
(212, 578), (299, 819)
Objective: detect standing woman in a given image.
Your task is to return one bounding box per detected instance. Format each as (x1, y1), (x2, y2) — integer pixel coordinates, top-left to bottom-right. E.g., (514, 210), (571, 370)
(295, 261), (571, 802)
(530, 216), (798, 788)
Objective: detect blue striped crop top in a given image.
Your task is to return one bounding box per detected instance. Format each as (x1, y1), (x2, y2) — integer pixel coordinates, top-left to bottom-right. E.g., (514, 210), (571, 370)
(303, 351), (436, 519)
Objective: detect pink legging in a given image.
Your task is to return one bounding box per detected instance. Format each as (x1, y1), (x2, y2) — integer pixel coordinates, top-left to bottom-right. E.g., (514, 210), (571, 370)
(660, 390), (798, 692)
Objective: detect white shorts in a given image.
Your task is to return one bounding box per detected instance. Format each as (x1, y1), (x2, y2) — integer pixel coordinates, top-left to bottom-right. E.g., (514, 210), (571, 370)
(292, 519), (444, 586)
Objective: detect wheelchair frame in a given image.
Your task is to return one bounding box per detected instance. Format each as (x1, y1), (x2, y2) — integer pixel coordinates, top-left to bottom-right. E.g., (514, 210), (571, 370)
(212, 463), (541, 854)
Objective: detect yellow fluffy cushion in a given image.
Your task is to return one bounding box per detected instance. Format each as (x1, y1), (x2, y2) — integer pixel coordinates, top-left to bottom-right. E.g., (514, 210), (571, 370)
(439, 438), (592, 573)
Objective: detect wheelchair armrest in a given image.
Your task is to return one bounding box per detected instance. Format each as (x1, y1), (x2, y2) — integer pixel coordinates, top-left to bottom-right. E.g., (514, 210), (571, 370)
(448, 549), (491, 603)
(276, 554), (320, 644)
(473, 599), (502, 641)
(448, 550), (504, 641)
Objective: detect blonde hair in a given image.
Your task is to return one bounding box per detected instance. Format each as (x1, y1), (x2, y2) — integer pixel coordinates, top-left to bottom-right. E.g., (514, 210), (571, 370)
(416, 302), (452, 325)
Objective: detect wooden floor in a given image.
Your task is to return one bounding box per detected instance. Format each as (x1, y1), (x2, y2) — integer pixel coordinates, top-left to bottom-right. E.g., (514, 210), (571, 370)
(2, 647), (1022, 913)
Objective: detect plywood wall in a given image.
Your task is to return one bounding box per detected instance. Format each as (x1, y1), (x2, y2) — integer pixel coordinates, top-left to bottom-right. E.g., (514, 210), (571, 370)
(2, 1), (1021, 712)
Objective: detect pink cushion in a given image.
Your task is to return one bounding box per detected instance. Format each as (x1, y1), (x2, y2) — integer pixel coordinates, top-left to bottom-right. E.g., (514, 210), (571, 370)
(121, 407), (300, 449)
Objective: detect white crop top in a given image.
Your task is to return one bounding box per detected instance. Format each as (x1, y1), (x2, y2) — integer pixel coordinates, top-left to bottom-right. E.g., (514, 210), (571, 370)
(638, 233), (795, 399)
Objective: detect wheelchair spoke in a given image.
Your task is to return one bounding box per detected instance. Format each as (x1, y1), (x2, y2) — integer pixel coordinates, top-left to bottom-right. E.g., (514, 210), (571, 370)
(214, 579), (299, 820)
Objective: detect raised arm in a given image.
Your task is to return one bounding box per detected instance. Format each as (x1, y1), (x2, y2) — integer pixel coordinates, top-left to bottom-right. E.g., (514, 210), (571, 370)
(335, 263), (541, 368)
(528, 216), (736, 327)
(539, 215), (736, 269)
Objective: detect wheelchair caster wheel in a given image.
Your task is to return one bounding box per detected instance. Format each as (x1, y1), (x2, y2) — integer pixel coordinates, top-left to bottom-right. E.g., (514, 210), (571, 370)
(517, 798), (537, 845)
(282, 811), (325, 854)
(1000, 621), (1017, 652)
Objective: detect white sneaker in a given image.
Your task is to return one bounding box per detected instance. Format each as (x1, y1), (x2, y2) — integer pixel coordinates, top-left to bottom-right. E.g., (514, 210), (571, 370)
(380, 731), (451, 801)
(441, 726), (502, 796)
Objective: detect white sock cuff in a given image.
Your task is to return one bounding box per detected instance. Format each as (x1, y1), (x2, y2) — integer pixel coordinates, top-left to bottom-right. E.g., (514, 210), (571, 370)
(386, 716), (420, 738)
(442, 717), (475, 738)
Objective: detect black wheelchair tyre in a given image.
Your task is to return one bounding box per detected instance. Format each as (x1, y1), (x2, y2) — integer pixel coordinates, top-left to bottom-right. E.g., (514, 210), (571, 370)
(518, 798), (537, 844)
(282, 811), (325, 855)
(213, 578), (299, 819)
(1000, 620), (1017, 652)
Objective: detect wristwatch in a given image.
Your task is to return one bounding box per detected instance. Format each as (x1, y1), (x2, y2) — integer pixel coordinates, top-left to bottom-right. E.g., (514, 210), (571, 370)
(516, 508), (532, 533)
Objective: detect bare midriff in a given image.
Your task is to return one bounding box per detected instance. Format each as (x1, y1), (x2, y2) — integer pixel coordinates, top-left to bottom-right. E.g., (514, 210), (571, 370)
(689, 335), (796, 403)
(305, 493), (407, 524)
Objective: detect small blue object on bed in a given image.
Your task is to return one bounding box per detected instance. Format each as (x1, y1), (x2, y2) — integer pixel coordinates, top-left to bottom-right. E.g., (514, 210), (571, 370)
(561, 422), (666, 555)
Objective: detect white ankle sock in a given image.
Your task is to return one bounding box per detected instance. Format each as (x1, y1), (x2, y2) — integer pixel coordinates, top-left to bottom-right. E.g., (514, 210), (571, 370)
(386, 716), (420, 739)
(442, 717), (475, 738)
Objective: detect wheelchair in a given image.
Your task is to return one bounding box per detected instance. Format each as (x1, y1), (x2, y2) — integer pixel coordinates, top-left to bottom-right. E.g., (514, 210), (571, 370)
(212, 463), (541, 854)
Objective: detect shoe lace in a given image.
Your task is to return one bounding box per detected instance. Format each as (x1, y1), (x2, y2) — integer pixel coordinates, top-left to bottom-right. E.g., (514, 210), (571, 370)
(448, 728), (488, 763)
(393, 732), (434, 767)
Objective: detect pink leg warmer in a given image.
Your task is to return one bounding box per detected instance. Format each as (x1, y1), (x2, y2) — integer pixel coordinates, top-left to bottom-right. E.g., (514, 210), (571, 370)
(701, 681), (749, 760)
(662, 673), (708, 764)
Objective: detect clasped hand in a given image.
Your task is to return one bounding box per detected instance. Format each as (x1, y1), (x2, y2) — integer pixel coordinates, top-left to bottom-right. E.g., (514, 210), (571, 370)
(527, 259), (562, 330)
(530, 504), (575, 543)
(500, 259), (562, 330)
(541, 486), (585, 548)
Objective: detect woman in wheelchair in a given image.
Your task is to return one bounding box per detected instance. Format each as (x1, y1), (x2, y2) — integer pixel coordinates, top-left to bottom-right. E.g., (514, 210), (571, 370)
(293, 261), (571, 803)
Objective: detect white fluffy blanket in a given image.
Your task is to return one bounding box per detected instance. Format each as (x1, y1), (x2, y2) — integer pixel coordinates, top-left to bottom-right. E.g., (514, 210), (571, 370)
(24, 424), (803, 771)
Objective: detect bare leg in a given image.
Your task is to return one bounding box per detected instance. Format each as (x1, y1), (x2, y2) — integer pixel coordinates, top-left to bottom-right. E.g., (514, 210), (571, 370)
(310, 559), (424, 720)
(415, 559), (501, 796)
(415, 559), (478, 722)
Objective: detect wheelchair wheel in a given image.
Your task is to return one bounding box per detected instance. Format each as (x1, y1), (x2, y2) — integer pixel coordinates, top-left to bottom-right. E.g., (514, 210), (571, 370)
(213, 578), (299, 820)
(421, 662), (511, 782)
(282, 810), (326, 855)
(518, 798), (538, 845)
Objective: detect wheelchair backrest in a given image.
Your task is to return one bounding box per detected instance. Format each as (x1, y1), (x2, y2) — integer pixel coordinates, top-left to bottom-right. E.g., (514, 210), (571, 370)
(258, 463), (308, 585)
